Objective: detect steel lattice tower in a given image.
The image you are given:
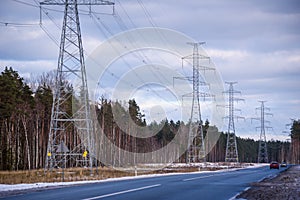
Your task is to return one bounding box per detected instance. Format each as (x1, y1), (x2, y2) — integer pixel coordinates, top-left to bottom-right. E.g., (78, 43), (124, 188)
(180, 42), (212, 163)
(41, 0), (114, 172)
(224, 82), (243, 162)
(252, 101), (272, 163)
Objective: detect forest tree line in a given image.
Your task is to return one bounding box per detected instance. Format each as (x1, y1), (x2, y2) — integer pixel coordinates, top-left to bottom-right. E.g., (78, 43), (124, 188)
(0, 67), (297, 170)
(291, 120), (300, 164)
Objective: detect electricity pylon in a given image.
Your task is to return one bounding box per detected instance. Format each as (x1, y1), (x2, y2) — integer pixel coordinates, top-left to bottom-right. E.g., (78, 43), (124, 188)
(252, 101), (272, 163)
(224, 82), (244, 162)
(41, 0), (114, 173)
(177, 42), (214, 163)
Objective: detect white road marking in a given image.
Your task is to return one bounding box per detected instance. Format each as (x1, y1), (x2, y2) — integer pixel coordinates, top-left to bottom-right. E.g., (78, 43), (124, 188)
(183, 168), (264, 182)
(182, 173), (228, 181)
(183, 174), (216, 181)
(228, 187), (250, 200)
(82, 184), (161, 200)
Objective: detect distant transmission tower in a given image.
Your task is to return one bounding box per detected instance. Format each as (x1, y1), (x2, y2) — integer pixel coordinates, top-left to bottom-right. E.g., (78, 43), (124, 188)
(224, 82), (244, 162)
(252, 101), (272, 163)
(41, 0), (114, 173)
(177, 42), (213, 163)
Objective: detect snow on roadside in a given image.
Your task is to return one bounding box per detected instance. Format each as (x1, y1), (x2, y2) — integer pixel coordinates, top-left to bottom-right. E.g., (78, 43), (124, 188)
(166, 162), (268, 168)
(0, 163), (266, 192)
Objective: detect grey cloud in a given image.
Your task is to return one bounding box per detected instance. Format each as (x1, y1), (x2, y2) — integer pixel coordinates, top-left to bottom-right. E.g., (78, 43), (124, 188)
(0, 0), (299, 140)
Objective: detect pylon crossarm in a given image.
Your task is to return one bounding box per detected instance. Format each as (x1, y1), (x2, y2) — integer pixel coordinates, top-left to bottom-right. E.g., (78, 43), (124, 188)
(41, 0), (115, 6)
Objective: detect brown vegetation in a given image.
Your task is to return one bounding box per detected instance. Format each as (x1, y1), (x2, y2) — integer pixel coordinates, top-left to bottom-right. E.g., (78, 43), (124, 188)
(237, 165), (300, 200)
(0, 167), (137, 184)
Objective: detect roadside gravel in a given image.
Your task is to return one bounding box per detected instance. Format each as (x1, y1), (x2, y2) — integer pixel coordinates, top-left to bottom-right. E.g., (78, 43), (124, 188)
(237, 165), (300, 200)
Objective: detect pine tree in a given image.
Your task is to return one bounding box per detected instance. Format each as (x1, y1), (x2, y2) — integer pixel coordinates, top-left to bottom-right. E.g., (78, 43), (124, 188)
(291, 120), (300, 164)
(0, 67), (34, 170)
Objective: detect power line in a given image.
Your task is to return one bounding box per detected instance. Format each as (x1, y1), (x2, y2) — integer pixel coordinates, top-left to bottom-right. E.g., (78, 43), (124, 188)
(40, 24), (60, 46)
(11, 0), (40, 8)
(0, 21), (40, 27)
(136, 0), (157, 28)
(115, 0), (136, 29)
(89, 8), (181, 107)
(115, 0), (184, 85)
(8, 0), (187, 119)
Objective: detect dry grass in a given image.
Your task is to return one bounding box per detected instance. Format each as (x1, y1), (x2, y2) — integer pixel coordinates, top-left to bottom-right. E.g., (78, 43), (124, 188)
(0, 167), (199, 184)
(0, 163), (244, 184)
(0, 167), (133, 184)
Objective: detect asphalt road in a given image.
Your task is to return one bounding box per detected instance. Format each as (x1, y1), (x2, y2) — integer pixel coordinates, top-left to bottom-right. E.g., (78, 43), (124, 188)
(2, 166), (286, 200)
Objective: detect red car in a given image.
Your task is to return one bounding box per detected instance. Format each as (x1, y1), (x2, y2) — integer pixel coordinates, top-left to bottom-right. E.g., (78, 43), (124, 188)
(270, 161), (279, 169)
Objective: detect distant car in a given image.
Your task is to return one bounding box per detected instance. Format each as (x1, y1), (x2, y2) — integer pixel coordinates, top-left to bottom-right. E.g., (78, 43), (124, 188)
(270, 161), (279, 169)
(280, 162), (287, 167)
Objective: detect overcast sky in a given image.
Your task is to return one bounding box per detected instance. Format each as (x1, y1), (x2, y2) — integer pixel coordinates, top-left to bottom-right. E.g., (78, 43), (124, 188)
(0, 0), (299, 141)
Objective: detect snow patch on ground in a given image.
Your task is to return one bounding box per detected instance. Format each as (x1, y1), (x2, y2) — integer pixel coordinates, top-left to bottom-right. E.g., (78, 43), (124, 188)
(0, 163), (266, 192)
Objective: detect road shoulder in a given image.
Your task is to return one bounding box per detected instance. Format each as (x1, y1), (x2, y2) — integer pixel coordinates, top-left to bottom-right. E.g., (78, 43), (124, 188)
(236, 165), (300, 200)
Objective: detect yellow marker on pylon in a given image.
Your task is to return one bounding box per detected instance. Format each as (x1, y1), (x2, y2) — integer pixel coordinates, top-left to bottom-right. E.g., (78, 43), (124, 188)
(47, 152), (51, 157)
(83, 151), (88, 158)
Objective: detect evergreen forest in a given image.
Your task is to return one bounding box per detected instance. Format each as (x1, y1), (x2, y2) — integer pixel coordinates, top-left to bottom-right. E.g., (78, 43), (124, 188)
(0, 67), (298, 171)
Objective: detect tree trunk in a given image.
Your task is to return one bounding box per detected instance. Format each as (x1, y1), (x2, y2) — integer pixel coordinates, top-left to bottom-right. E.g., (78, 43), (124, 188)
(22, 115), (31, 170)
